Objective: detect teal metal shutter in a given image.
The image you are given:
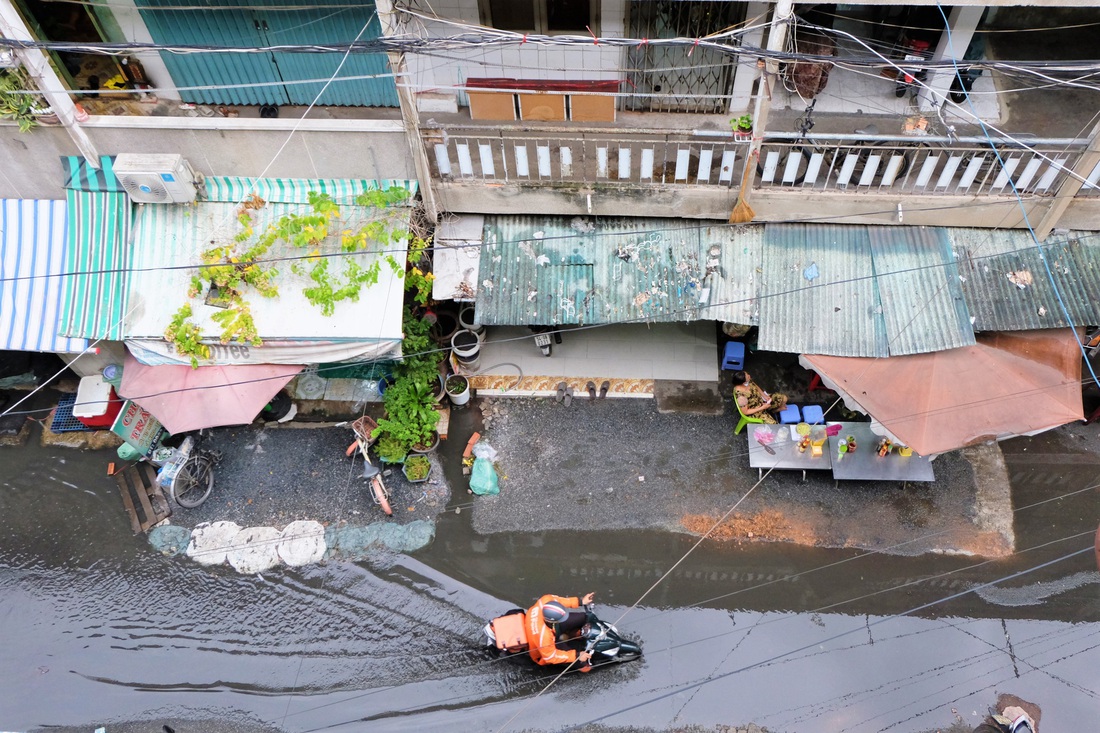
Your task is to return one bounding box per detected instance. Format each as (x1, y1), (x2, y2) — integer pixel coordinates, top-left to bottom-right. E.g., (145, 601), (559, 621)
(134, 0), (397, 107)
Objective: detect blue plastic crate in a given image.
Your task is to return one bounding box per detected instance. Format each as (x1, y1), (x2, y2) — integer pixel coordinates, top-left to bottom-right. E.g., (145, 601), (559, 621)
(50, 393), (94, 433)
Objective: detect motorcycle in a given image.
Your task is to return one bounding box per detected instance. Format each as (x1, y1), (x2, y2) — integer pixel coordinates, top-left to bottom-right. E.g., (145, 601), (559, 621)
(483, 604), (642, 669)
(895, 37), (931, 98)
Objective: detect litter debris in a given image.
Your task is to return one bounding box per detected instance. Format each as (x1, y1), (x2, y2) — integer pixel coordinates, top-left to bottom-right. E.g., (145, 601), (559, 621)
(1037, 305), (1047, 316)
(803, 262), (820, 281)
(470, 457), (499, 495)
(1006, 270), (1033, 288)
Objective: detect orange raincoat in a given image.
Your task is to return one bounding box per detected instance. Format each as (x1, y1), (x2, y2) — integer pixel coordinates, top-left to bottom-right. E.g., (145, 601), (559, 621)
(526, 594), (583, 666)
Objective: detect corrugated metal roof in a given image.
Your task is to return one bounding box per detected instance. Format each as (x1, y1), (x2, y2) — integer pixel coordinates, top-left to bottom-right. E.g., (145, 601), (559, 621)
(758, 223), (889, 357)
(124, 199), (407, 343)
(951, 228), (1100, 331)
(476, 216), (721, 326)
(0, 199), (89, 353)
(204, 177), (418, 205)
(703, 223), (764, 326)
(867, 226), (974, 356)
(125, 200), (406, 341)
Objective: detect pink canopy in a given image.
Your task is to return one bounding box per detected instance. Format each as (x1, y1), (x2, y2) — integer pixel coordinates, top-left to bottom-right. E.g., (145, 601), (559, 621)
(119, 353), (303, 434)
(801, 329), (1084, 456)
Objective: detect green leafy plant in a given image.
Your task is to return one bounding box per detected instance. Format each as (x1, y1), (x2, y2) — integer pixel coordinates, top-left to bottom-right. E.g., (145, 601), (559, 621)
(166, 187), (415, 367)
(0, 68), (41, 133)
(732, 114), (753, 133)
(403, 455), (431, 481)
(446, 375), (468, 395)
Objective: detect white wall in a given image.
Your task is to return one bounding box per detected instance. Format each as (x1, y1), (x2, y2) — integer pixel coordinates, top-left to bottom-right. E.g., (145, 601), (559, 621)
(405, 0), (627, 107)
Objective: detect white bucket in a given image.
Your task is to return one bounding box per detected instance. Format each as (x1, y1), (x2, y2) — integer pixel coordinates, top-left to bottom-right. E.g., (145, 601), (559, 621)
(451, 329), (481, 371)
(446, 375), (471, 406)
(458, 306), (484, 335)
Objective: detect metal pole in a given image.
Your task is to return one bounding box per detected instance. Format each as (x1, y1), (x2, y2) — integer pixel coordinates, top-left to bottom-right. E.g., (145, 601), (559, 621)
(1033, 119), (1100, 241)
(0, 0), (100, 168)
(375, 0), (438, 222)
(743, 0), (793, 202)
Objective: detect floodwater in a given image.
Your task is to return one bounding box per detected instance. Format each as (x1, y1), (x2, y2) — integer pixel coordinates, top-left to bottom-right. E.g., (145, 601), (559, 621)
(1, 416), (1097, 733)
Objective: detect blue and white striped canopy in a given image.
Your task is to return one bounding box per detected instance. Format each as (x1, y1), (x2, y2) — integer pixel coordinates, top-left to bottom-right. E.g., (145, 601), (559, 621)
(0, 199), (89, 353)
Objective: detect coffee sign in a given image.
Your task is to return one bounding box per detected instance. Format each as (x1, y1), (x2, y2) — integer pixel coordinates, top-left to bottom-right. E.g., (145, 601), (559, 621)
(111, 400), (168, 457)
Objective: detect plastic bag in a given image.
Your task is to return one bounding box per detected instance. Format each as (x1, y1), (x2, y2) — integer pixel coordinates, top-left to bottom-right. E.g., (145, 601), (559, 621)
(472, 441), (498, 462)
(469, 457), (499, 495)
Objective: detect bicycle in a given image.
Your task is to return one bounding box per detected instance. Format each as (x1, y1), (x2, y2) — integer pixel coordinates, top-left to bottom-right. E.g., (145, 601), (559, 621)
(344, 416), (393, 516)
(168, 435), (222, 509)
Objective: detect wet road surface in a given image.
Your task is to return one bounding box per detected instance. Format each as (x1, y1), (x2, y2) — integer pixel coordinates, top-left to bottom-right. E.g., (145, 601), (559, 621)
(1, 419), (1097, 733)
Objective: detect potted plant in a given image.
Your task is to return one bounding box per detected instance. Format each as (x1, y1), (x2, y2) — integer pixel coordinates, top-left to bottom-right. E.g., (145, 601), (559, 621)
(446, 374), (470, 406)
(402, 454), (432, 483)
(731, 114), (753, 141)
(0, 68), (41, 133)
(374, 434), (408, 464)
(411, 429), (440, 454)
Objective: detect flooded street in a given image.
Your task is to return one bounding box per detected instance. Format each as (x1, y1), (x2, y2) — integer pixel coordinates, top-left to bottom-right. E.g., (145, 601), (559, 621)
(1, 422), (1097, 733)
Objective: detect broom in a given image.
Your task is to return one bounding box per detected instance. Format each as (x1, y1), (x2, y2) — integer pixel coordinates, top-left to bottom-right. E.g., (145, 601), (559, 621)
(728, 151), (757, 224)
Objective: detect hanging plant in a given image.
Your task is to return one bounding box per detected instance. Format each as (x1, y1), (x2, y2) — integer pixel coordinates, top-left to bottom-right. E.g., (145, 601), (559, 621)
(0, 68), (42, 133)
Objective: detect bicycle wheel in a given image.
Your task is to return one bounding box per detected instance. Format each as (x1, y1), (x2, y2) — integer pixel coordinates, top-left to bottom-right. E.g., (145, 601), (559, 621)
(171, 454), (215, 508)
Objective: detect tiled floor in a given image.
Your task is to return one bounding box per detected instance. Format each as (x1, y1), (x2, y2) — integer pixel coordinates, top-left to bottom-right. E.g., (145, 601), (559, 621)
(465, 322), (719, 398)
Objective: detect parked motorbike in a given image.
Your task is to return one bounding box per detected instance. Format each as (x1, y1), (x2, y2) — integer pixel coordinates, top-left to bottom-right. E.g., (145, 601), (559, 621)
(895, 38), (931, 98)
(529, 325), (562, 357)
(483, 604), (642, 669)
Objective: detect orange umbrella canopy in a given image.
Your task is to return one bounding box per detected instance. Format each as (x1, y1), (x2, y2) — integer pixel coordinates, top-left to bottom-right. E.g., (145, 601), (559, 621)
(801, 329), (1084, 456)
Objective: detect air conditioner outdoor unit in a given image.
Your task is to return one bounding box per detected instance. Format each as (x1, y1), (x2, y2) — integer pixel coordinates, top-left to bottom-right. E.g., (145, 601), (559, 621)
(113, 153), (199, 204)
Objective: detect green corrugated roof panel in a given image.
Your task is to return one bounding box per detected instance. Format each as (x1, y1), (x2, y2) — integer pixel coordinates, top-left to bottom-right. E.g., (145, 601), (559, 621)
(204, 177), (418, 204)
(703, 224), (764, 326)
(867, 226), (974, 356)
(952, 228), (1100, 331)
(57, 190), (131, 340)
(476, 216), (720, 326)
(758, 223), (888, 357)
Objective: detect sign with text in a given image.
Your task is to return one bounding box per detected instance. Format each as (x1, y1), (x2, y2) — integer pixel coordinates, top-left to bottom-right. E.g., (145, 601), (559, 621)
(111, 400), (168, 457)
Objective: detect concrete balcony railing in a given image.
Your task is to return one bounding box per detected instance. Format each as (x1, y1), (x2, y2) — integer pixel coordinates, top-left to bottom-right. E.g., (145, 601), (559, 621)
(424, 124), (1097, 197)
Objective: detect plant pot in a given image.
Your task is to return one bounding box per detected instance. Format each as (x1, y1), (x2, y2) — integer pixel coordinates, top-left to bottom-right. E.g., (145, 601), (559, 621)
(734, 129), (752, 142)
(402, 456), (432, 483)
(446, 375), (470, 406)
(458, 305), (483, 336)
(430, 373), (446, 403)
(451, 329), (481, 371)
(411, 431), (440, 454)
(430, 309), (460, 345)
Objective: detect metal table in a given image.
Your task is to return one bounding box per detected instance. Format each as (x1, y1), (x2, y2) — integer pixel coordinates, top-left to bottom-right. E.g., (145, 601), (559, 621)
(826, 422), (935, 482)
(747, 424), (833, 481)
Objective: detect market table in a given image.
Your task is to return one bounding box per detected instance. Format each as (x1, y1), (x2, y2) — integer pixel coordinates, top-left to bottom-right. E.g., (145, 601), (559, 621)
(826, 422), (935, 482)
(747, 424), (833, 481)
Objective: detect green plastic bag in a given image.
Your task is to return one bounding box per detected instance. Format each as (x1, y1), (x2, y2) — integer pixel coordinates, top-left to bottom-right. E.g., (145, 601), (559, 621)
(469, 457), (499, 495)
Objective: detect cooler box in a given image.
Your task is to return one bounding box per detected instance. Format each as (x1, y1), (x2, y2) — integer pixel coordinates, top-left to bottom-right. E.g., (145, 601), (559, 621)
(73, 375), (123, 428)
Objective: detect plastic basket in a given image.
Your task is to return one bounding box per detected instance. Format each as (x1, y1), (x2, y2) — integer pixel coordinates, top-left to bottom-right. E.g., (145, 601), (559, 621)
(351, 416), (378, 446)
(50, 393), (95, 433)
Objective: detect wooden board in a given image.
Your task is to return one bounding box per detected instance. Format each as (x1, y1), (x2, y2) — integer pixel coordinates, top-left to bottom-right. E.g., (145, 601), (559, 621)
(115, 463), (172, 534)
(570, 94), (616, 122)
(519, 92), (566, 121)
(468, 90), (516, 120)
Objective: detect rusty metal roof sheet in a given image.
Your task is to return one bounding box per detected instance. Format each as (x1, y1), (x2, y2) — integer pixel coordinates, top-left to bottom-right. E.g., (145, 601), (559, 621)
(866, 226), (975, 356)
(475, 215), (762, 326)
(757, 223), (889, 357)
(951, 228), (1100, 331)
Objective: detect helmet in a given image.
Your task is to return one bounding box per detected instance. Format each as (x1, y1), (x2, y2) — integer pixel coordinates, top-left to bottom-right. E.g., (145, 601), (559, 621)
(542, 601), (569, 625)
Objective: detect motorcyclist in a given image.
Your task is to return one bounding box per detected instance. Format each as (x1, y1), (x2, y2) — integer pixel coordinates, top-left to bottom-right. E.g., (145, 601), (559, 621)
(525, 592), (595, 669)
(973, 705), (1036, 733)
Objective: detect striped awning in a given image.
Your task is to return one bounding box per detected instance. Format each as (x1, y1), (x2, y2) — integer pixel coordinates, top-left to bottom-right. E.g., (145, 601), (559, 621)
(0, 199), (89, 352)
(57, 156), (132, 340)
(204, 177), (418, 205)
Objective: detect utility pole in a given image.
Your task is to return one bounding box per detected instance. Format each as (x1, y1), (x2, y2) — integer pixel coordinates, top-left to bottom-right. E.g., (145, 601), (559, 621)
(0, 0), (100, 168)
(1033, 119), (1100, 241)
(742, 0), (794, 208)
(375, 0), (438, 222)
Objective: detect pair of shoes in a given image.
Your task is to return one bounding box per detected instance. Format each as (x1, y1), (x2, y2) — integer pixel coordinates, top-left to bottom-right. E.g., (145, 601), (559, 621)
(556, 382), (567, 403)
(599, 380), (610, 399)
(587, 381), (597, 400)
